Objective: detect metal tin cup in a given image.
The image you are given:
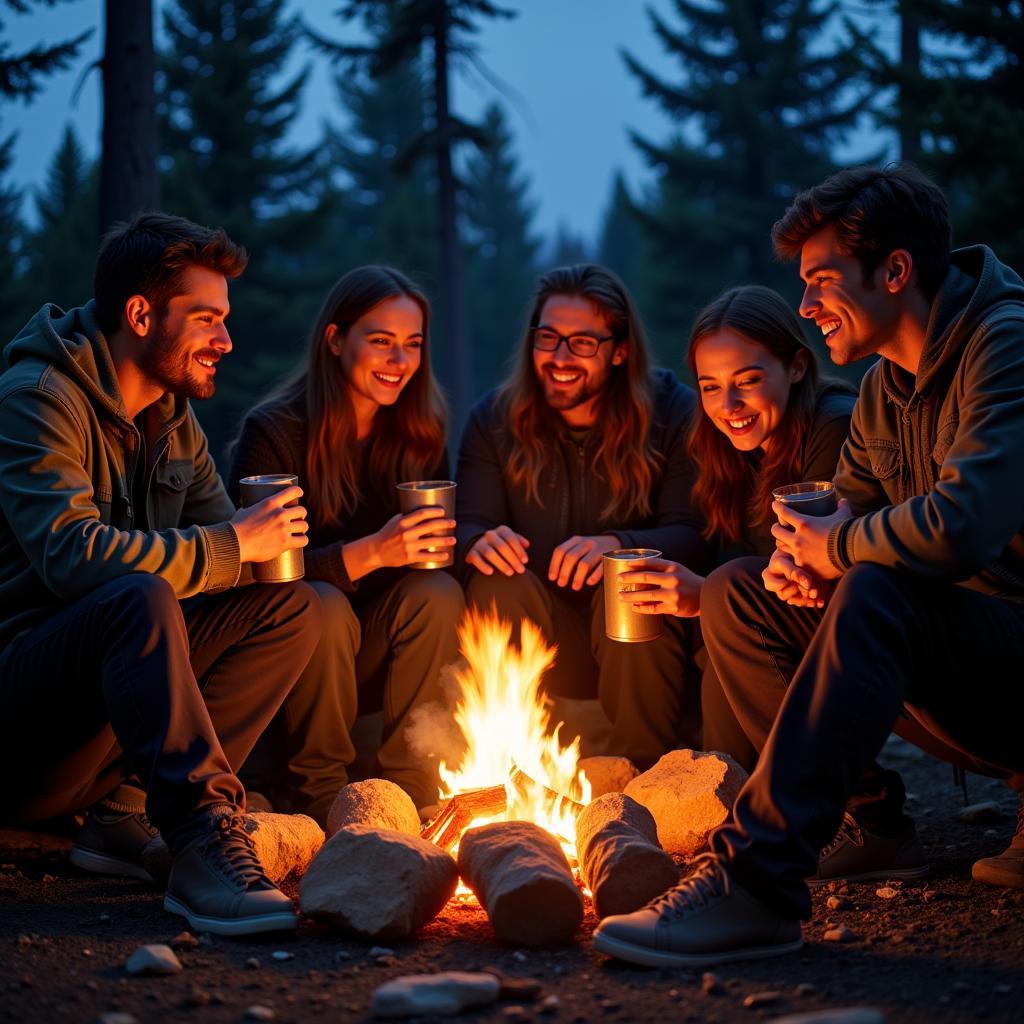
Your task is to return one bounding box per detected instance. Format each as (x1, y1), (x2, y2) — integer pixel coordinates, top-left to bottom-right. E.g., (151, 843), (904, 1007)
(396, 480), (457, 570)
(238, 474), (305, 583)
(772, 481), (838, 518)
(603, 548), (664, 643)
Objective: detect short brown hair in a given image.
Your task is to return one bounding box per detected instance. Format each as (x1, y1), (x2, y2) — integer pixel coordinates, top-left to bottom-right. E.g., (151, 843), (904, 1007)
(772, 164), (951, 299)
(94, 211), (248, 334)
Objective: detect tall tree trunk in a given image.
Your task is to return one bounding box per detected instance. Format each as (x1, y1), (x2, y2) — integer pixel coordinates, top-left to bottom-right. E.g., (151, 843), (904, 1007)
(898, 0), (922, 163)
(431, 0), (471, 426)
(100, 0), (158, 234)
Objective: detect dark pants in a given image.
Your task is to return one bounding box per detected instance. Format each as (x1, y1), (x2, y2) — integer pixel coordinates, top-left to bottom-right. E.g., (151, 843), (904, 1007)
(466, 569), (699, 770)
(0, 575), (321, 846)
(245, 571), (465, 819)
(701, 557), (1024, 918)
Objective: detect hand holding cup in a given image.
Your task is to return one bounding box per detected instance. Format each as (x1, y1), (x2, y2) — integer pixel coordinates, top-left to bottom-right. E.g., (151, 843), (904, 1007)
(374, 506), (456, 569)
(234, 475), (308, 581)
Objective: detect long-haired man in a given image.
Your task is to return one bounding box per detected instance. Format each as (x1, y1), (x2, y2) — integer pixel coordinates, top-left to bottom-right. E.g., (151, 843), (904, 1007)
(456, 264), (710, 769)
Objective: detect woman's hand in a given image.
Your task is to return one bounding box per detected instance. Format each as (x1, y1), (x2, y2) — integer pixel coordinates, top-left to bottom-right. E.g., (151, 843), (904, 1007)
(372, 507), (455, 568)
(761, 549), (830, 608)
(466, 525), (531, 576)
(548, 534), (621, 589)
(616, 557), (704, 617)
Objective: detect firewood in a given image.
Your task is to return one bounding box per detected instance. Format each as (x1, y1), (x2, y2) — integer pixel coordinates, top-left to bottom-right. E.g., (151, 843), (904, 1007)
(420, 784), (507, 850)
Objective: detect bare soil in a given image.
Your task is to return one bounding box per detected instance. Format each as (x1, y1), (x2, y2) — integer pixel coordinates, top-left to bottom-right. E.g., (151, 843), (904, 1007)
(2, 737), (1022, 1024)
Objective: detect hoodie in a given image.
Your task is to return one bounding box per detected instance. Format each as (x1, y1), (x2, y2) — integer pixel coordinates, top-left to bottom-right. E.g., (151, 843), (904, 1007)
(829, 246), (1024, 596)
(0, 301), (240, 652)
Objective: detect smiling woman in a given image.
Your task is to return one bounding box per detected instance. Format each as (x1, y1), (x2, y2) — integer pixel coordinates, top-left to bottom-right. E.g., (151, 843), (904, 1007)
(228, 265), (464, 824)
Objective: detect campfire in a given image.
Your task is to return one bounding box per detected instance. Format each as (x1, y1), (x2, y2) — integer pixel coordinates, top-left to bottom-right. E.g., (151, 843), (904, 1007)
(420, 606), (592, 870)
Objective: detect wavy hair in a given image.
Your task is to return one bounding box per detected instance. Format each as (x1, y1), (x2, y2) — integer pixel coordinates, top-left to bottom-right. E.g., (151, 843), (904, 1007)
(257, 266), (446, 527)
(497, 264), (661, 522)
(687, 285), (832, 544)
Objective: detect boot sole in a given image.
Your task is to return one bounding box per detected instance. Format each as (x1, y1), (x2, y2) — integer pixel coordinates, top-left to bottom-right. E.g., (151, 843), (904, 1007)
(592, 930), (803, 968)
(69, 846), (154, 883)
(972, 863), (1024, 889)
(163, 894), (298, 936)
(807, 864), (929, 888)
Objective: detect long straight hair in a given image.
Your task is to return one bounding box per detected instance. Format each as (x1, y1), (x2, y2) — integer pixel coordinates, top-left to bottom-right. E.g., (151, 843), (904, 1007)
(263, 266), (446, 527)
(687, 285), (826, 544)
(497, 264), (661, 521)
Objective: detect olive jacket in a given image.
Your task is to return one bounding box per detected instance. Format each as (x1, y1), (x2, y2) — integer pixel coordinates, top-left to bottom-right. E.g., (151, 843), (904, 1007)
(0, 301), (240, 652)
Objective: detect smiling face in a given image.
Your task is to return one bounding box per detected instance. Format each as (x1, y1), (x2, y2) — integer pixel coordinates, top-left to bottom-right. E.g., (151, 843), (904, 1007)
(330, 294), (424, 428)
(695, 327), (807, 453)
(798, 224), (902, 366)
(531, 294), (626, 425)
(138, 265), (232, 401)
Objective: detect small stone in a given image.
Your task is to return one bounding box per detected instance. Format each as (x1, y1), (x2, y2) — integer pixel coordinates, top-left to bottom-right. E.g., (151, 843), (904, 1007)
(15, 935), (31, 948)
(824, 926), (857, 943)
(271, 950), (292, 961)
(984, 828), (999, 838)
(186, 987), (211, 1007)
(124, 944), (183, 976)
(513, 951), (528, 963)
(539, 994), (561, 1013)
(825, 895), (851, 911)
(743, 990), (783, 1008)
(600, 998), (621, 1010)
(97, 913), (111, 924)
(245, 957), (261, 969)
(769, 1011), (885, 1024)
(958, 801), (1001, 824)
(501, 1008), (530, 1020)
(169, 931), (199, 951)
(481, 965), (542, 999)
(371, 972), (501, 1018)
(875, 886), (898, 900)
(369, 946), (396, 957)
(702, 972), (724, 995)
(82, 948), (93, 957)
(245, 1007), (275, 1021)
(577, 756), (639, 798)
(326, 779), (420, 838)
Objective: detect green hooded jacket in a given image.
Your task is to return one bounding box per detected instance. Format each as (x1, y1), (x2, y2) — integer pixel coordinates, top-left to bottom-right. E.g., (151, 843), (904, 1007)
(0, 300), (241, 652)
(828, 246), (1024, 597)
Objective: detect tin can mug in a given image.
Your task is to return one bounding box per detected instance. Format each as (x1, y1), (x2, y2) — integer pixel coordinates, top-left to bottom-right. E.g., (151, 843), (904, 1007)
(603, 548), (663, 643)
(238, 474), (305, 583)
(396, 479), (457, 569)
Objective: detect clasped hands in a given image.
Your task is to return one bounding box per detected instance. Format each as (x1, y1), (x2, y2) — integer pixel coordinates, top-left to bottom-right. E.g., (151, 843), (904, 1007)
(763, 498), (851, 607)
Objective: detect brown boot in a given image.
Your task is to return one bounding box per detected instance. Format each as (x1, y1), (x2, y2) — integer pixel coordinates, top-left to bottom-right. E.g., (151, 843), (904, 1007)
(972, 799), (1024, 889)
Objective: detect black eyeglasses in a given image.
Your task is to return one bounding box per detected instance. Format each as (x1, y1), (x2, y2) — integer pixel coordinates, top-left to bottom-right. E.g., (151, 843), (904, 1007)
(531, 327), (615, 359)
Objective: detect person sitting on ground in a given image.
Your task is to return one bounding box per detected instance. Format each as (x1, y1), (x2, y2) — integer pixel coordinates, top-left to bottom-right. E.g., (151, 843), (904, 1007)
(230, 266), (463, 823)
(455, 263), (711, 770)
(610, 285), (855, 770)
(593, 164), (1024, 969)
(0, 212), (321, 937)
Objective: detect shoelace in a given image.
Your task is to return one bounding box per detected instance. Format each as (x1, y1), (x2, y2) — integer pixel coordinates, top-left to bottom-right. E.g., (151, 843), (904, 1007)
(821, 812), (862, 855)
(201, 813), (268, 888)
(651, 853), (729, 921)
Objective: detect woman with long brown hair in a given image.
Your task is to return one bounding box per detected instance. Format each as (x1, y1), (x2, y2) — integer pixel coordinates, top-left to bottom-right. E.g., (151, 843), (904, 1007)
(230, 265), (463, 824)
(615, 285), (855, 767)
(456, 264), (711, 770)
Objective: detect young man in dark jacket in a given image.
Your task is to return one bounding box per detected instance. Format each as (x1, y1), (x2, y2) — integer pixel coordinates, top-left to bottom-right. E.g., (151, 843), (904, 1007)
(0, 213), (321, 936)
(456, 264), (710, 770)
(594, 165), (1024, 967)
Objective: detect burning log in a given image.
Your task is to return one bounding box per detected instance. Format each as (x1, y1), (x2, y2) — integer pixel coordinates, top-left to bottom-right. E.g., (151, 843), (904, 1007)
(420, 784), (507, 850)
(457, 821), (583, 945)
(300, 824), (458, 940)
(326, 779), (420, 839)
(574, 793), (678, 918)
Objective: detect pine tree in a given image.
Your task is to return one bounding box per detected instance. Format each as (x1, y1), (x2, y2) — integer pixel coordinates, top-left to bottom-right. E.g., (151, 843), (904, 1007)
(597, 171), (646, 298)
(550, 224), (590, 267)
(462, 101), (540, 393)
(624, 0), (870, 366)
(0, 0), (92, 100)
(0, 131), (27, 344)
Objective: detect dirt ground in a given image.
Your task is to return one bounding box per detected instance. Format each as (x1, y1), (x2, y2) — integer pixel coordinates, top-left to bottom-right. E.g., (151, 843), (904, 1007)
(2, 737), (1022, 1024)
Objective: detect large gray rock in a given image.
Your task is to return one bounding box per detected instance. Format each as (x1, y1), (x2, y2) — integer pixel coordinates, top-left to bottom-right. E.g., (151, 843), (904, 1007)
(326, 779), (420, 838)
(124, 944), (182, 976)
(458, 821), (583, 946)
(574, 793), (678, 918)
(242, 812), (324, 884)
(624, 748), (748, 855)
(577, 756), (639, 799)
(371, 972), (500, 1018)
(300, 824), (457, 940)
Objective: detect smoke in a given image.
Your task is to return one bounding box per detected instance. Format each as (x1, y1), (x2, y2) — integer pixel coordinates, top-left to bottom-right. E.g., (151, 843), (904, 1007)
(404, 660), (468, 768)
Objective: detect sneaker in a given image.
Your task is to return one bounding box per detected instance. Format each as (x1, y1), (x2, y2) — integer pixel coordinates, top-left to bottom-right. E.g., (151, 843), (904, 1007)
(809, 811), (928, 886)
(70, 799), (170, 885)
(592, 854), (802, 968)
(972, 799), (1024, 889)
(164, 810), (297, 937)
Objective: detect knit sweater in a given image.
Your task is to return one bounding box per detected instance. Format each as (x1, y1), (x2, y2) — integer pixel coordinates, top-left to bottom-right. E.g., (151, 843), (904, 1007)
(228, 389), (449, 600)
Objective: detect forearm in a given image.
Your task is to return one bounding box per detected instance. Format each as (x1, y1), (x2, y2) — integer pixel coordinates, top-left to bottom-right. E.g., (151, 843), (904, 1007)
(340, 533), (381, 583)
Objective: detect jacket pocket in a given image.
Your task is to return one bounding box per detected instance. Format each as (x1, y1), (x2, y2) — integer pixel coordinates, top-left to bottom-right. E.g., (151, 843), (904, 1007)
(152, 460), (195, 529)
(865, 439), (901, 481)
(932, 415), (959, 468)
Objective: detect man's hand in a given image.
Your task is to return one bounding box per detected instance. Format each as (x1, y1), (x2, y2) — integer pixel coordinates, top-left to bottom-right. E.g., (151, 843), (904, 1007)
(762, 548), (830, 608)
(548, 534), (621, 590)
(617, 557), (703, 617)
(770, 498), (852, 580)
(372, 507), (456, 568)
(466, 525), (530, 576)
(231, 485), (309, 564)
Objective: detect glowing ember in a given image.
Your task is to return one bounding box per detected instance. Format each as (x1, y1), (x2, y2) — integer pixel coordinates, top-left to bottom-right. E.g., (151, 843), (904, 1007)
(434, 605), (592, 867)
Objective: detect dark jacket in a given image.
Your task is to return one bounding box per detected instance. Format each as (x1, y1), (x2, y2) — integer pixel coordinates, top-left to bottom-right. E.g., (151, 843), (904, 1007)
(228, 389), (449, 600)
(455, 368), (711, 579)
(0, 301), (240, 652)
(829, 246), (1024, 597)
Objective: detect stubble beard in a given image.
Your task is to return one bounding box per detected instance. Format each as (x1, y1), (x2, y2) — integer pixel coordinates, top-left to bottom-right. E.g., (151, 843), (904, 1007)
(139, 318), (215, 401)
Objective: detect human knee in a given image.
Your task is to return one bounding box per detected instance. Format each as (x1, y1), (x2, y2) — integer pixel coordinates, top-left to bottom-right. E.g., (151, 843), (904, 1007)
(465, 565), (541, 613)
(395, 571), (466, 626)
(831, 563), (910, 614)
(104, 573), (180, 624)
(700, 556), (770, 622)
(307, 580), (359, 653)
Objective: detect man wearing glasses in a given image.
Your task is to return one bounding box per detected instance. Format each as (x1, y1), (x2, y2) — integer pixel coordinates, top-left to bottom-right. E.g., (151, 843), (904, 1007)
(455, 264), (710, 770)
